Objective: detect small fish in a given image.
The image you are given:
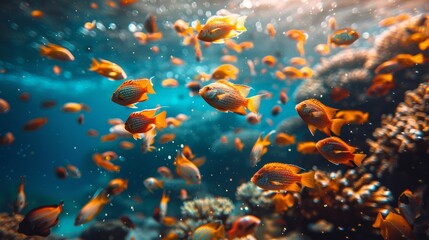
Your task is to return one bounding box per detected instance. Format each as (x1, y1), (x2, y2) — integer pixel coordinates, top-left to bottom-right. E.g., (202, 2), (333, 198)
(316, 137), (366, 167)
(373, 211), (413, 240)
(272, 193), (295, 213)
(170, 57), (185, 66)
(89, 58), (127, 80)
(120, 215), (136, 229)
(101, 151), (118, 161)
(159, 133), (176, 144)
(0, 98), (10, 113)
(31, 10), (44, 18)
(159, 191), (169, 221)
(335, 110), (369, 125)
(19, 92), (30, 102)
(52, 65), (61, 75)
(193, 221), (225, 240)
(162, 232), (180, 240)
(234, 137), (244, 152)
(39, 43), (75, 61)
(247, 60), (256, 76)
(14, 176), (26, 214)
(239, 41), (254, 50)
(55, 166), (68, 179)
(144, 14), (159, 34)
(330, 87), (350, 102)
(275, 70), (286, 80)
(375, 53), (423, 74)
(141, 127), (157, 153)
(186, 81), (202, 96)
(1, 132), (15, 145)
(398, 189), (421, 225)
(162, 78), (179, 88)
(367, 78), (395, 97)
(271, 105), (281, 116)
(279, 90), (288, 105)
(211, 64), (239, 80)
(61, 102), (90, 113)
(40, 100), (57, 109)
(285, 30), (307, 56)
(227, 215), (261, 239)
(196, 14), (247, 43)
(179, 189), (188, 200)
(266, 23), (276, 38)
(174, 153), (201, 185)
(120, 140), (135, 150)
(75, 189), (109, 225)
(112, 79), (155, 108)
(314, 43), (330, 55)
(125, 107), (167, 140)
(18, 201), (63, 237)
(78, 114), (84, 125)
(300, 66), (313, 78)
(157, 166), (173, 179)
(221, 55), (238, 63)
(100, 133), (117, 142)
(251, 162), (315, 191)
(295, 99), (345, 136)
(379, 13), (410, 27)
(220, 135), (228, 144)
(144, 177), (164, 193)
(66, 164), (81, 178)
(93, 153), (120, 172)
(105, 178), (128, 196)
(297, 141), (319, 154)
(23, 117), (48, 131)
(87, 129), (99, 137)
(330, 28), (359, 46)
(162, 216), (177, 226)
(262, 55), (276, 67)
(275, 133), (296, 147)
(282, 66), (303, 79)
(246, 112), (262, 125)
(289, 57), (307, 66)
(199, 80), (262, 115)
(249, 131), (275, 167)
(84, 20), (96, 30)
(173, 19), (192, 36)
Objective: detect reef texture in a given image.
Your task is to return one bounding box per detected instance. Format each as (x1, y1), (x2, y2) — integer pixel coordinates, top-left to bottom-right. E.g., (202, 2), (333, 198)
(80, 220), (129, 240)
(181, 197), (234, 225)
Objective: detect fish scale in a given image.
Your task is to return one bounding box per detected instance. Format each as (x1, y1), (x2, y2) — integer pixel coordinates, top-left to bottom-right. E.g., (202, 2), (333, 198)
(119, 86), (141, 102)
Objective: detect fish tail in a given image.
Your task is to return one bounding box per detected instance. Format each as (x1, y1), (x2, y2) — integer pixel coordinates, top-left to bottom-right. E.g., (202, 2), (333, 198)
(247, 95), (262, 113)
(234, 16), (247, 32)
(363, 112), (369, 122)
(155, 111), (167, 130)
(413, 53), (424, 64)
(195, 20), (202, 32)
(300, 171), (315, 188)
(39, 45), (49, 55)
(81, 103), (91, 112)
(330, 118), (345, 136)
(89, 58), (99, 71)
(352, 153), (366, 167)
(146, 78), (156, 94)
(263, 130), (275, 145)
(216, 224), (226, 239)
(133, 133), (143, 140)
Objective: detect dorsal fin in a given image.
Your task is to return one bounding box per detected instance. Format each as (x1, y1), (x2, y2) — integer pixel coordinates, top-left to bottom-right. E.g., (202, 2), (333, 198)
(286, 164), (305, 173)
(234, 84), (251, 97)
(100, 59), (115, 65)
(217, 80), (235, 88)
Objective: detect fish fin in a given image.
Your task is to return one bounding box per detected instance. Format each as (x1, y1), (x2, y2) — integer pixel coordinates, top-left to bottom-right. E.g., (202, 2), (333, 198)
(126, 104), (138, 109)
(300, 171), (315, 188)
(216, 223), (226, 239)
(269, 180), (284, 186)
(262, 130), (275, 145)
(308, 124), (317, 136)
(231, 106), (247, 115)
(363, 113), (369, 122)
(372, 212), (383, 228)
(352, 153), (366, 167)
(192, 157), (206, 167)
(89, 58), (99, 71)
(234, 84), (251, 97)
(155, 111), (167, 130)
(310, 111), (325, 118)
(261, 147), (268, 155)
(81, 104), (91, 112)
(285, 183), (302, 192)
(215, 92), (227, 101)
(146, 79), (156, 94)
(247, 94), (262, 113)
(330, 118), (345, 136)
(413, 53), (424, 64)
(39, 45), (50, 55)
(100, 59), (114, 64)
(234, 16), (247, 32)
(321, 127), (332, 136)
(324, 106), (338, 119)
(287, 164), (303, 173)
(138, 94), (148, 102)
(139, 107), (160, 118)
(195, 20), (202, 32)
(133, 134), (143, 140)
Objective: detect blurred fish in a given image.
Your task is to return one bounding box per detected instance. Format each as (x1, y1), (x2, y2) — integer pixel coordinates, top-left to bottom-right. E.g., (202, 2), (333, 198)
(120, 0), (139, 6)
(75, 189), (109, 225)
(141, 127), (157, 153)
(162, 78), (179, 88)
(271, 105), (281, 116)
(295, 99), (345, 136)
(275, 70), (286, 80)
(328, 17), (337, 30)
(314, 43), (330, 55)
(297, 141), (319, 154)
(220, 135), (228, 144)
(227, 215), (261, 239)
(289, 57), (307, 66)
(186, 81), (202, 96)
(239, 41), (254, 50)
(157, 166), (173, 179)
(125, 108), (167, 139)
(330, 28), (359, 46)
(159, 133), (176, 144)
(199, 80), (262, 115)
(84, 20), (96, 30)
(330, 87), (350, 102)
(78, 114), (84, 125)
(173, 19), (192, 36)
(275, 133), (296, 147)
(246, 112), (262, 125)
(266, 23), (276, 38)
(108, 118), (124, 125)
(221, 55), (238, 63)
(335, 110), (369, 124)
(300, 66), (313, 78)
(196, 15), (247, 43)
(285, 30), (307, 56)
(39, 43), (75, 61)
(120, 215), (136, 229)
(93, 153), (120, 172)
(367, 74), (395, 97)
(234, 137), (244, 152)
(379, 13), (410, 27)
(247, 60), (256, 76)
(282, 66), (303, 79)
(262, 55), (276, 67)
(179, 189), (188, 200)
(89, 58), (127, 80)
(316, 137), (366, 167)
(373, 211), (413, 240)
(101, 133), (117, 142)
(40, 100), (57, 109)
(144, 177), (164, 193)
(249, 131), (275, 167)
(398, 189), (421, 225)
(145, 14), (159, 34)
(193, 221), (225, 240)
(120, 140), (135, 150)
(18, 201), (63, 237)
(1, 132), (14, 145)
(31, 10), (44, 18)
(87, 129), (99, 137)
(251, 162), (315, 191)
(272, 193), (294, 213)
(101, 151), (118, 161)
(23, 117), (48, 131)
(375, 53), (423, 74)
(61, 102), (90, 113)
(170, 57), (184, 66)
(162, 216), (177, 226)
(55, 166), (68, 179)
(66, 164), (81, 178)
(105, 178), (128, 196)
(159, 191), (169, 221)
(14, 176), (26, 214)
(19, 92), (30, 102)
(174, 153), (201, 185)
(279, 90), (288, 105)
(211, 64), (239, 80)
(112, 79), (155, 108)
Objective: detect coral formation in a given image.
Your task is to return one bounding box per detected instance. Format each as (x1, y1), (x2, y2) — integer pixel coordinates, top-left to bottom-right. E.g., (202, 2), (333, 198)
(236, 181), (274, 213)
(181, 197), (234, 225)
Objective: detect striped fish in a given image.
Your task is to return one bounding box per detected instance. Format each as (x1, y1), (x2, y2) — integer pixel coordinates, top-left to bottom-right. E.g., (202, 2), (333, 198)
(193, 221), (225, 240)
(18, 201), (63, 237)
(112, 79), (155, 108)
(125, 108), (167, 140)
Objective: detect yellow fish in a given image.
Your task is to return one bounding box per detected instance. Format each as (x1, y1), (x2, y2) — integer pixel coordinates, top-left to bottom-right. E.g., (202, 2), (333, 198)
(196, 15), (247, 43)
(89, 58), (127, 80)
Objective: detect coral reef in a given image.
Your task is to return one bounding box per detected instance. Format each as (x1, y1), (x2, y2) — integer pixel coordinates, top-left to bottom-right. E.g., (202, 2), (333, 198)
(235, 181), (274, 213)
(181, 197), (234, 226)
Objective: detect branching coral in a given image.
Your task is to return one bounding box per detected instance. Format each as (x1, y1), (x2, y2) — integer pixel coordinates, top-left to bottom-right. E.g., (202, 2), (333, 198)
(236, 181), (274, 212)
(181, 197), (234, 226)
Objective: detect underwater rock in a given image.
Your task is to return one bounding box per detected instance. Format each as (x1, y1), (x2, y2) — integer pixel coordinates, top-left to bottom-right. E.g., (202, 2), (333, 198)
(80, 220), (129, 240)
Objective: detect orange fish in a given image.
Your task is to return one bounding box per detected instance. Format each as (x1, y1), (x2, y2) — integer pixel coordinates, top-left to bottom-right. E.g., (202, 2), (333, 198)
(247, 60), (256, 76)
(66, 164), (81, 178)
(211, 64), (239, 80)
(0, 98), (10, 113)
(234, 137), (244, 152)
(1, 132), (14, 145)
(262, 55), (277, 67)
(272, 193), (295, 213)
(239, 41), (254, 50)
(316, 137), (366, 167)
(31, 10), (44, 18)
(162, 216), (177, 226)
(105, 178), (128, 196)
(87, 129), (99, 137)
(93, 153), (120, 172)
(125, 107), (167, 140)
(119, 0), (139, 6)
(55, 166), (68, 179)
(271, 105), (282, 116)
(89, 58), (127, 80)
(373, 211), (413, 240)
(173, 19), (192, 36)
(199, 80), (262, 115)
(100, 133), (117, 142)
(275, 70), (286, 80)
(141, 127), (157, 153)
(161, 232), (180, 240)
(275, 133), (296, 146)
(295, 99), (345, 136)
(179, 189), (188, 200)
(300, 66), (313, 78)
(18, 201), (63, 237)
(328, 17), (337, 31)
(159, 192), (169, 221)
(314, 43), (330, 55)
(14, 176), (26, 214)
(220, 135), (228, 144)
(279, 90), (288, 105)
(282, 66), (303, 79)
(379, 13), (410, 27)
(174, 153), (201, 185)
(112, 79), (155, 108)
(285, 30), (307, 56)
(375, 53), (423, 74)
(335, 110), (369, 124)
(39, 43), (75, 61)
(224, 39), (242, 53)
(221, 55), (238, 63)
(251, 162), (315, 191)
(266, 23), (276, 38)
(84, 20), (96, 30)
(144, 14), (159, 34)
(144, 177), (164, 193)
(52, 65), (62, 75)
(193, 222), (225, 240)
(159, 133), (176, 144)
(75, 189), (109, 225)
(157, 166), (173, 179)
(101, 151), (118, 161)
(297, 141), (318, 154)
(24, 117), (48, 131)
(367, 74), (395, 97)
(227, 215), (261, 239)
(162, 78), (179, 88)
(246, 112), (262, 125)
(120, 141), (135, 150)
(61, 102), (90, 112)
(289, 57), (307, 66)
(196, 14), (247, 43)
(330, 87), (350, 102)
(249, 131), (275, 167)
(134, 32), (148, 45)
(330, 28), (359, 46)
(170, 57), (184, 66)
